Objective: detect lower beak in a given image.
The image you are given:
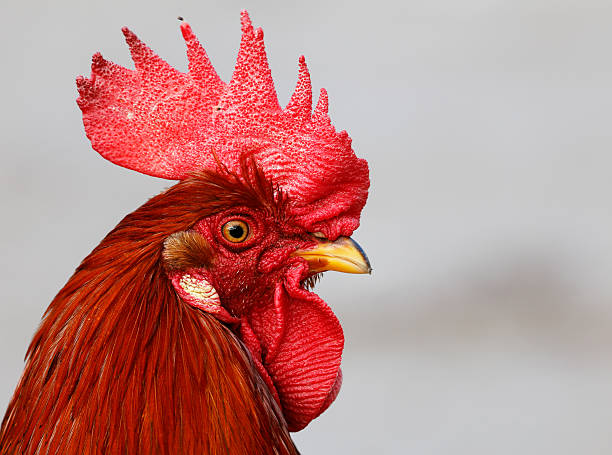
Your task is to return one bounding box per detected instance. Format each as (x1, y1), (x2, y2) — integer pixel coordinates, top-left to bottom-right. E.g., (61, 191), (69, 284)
(293, 236), (372, 274)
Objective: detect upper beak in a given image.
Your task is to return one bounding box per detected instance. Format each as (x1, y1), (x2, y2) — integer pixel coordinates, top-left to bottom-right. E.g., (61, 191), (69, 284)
(292, 236), (372, 274)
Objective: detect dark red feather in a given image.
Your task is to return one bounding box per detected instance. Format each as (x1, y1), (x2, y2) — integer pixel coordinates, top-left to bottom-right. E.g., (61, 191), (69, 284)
(0, 168), (298, 454)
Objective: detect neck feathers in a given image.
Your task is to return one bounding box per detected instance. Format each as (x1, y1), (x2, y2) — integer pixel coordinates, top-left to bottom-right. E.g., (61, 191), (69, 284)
(1, 175), (298, 454)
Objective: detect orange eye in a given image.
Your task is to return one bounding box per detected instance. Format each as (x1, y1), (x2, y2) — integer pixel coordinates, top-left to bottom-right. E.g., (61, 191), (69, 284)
(221, 220), (250, 243)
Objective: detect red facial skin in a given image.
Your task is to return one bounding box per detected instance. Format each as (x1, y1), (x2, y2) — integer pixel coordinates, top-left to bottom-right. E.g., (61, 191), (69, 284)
(193, 208), (311, 316)
(170, 205), (344, 431)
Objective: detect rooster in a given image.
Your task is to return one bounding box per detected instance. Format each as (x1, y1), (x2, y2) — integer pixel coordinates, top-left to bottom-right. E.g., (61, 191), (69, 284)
(0, 11), (370, 454)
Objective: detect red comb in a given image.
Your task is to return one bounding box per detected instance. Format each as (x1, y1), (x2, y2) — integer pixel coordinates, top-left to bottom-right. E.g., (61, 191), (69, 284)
(76, 11), (369, 238)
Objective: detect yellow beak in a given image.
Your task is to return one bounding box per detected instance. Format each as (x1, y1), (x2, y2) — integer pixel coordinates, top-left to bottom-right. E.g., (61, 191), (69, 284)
(293, 236), (371, 274)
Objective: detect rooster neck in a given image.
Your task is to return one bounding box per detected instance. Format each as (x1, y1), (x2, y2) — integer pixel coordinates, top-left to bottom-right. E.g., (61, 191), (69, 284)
(0, 174), (299, 455)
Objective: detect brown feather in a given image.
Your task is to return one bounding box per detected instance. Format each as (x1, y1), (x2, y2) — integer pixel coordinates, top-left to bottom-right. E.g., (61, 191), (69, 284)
(163, 230), (214, 272)
(0, 160), (298, 454)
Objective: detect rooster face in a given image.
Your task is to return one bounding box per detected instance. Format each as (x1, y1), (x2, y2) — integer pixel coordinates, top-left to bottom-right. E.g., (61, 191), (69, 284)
(74, 11), (371, 433)
(160, 167), (370, 431)
(171, 206), (370, 311)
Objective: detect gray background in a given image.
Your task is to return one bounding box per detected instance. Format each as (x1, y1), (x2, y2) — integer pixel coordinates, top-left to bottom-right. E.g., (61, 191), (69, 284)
(2, 0), (612, 453)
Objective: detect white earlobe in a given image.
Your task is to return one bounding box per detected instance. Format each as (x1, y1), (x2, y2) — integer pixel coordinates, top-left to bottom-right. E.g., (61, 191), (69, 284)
(178, 274), (221, 307)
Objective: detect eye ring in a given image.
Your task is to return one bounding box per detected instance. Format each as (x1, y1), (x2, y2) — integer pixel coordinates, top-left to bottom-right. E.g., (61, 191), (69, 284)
(221, 220), (250, 243)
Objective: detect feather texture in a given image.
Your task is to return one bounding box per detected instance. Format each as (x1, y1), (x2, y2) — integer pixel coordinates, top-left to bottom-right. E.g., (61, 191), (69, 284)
(0, 167), (298, 454)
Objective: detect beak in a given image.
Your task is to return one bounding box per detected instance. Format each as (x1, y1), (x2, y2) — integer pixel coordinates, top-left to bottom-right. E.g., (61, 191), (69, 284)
(293, 236), (372, 274)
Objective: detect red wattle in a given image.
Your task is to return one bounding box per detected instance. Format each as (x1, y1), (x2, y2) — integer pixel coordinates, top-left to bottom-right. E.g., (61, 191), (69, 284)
(246, 270), (344, 431)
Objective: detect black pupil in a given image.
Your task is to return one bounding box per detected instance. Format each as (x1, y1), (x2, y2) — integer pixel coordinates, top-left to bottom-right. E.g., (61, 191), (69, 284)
(228, 224), (244, 239)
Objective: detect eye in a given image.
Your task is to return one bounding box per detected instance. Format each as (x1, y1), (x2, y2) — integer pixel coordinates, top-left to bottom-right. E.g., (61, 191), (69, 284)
(221, 220), (250, 243)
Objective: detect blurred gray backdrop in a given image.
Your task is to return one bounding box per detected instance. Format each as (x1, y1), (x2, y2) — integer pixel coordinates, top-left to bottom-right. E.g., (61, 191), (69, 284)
(2, 0), (612, 453)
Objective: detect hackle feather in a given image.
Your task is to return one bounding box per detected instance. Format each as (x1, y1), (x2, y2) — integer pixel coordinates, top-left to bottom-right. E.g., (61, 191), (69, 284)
(0, 164), (297, 454)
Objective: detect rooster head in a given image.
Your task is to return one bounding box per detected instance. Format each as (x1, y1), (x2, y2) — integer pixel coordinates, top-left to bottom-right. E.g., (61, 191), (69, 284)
(76, 11), (370, 431)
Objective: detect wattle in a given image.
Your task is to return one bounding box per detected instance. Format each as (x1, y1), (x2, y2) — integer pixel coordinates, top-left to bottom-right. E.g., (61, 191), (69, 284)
(242, 263), (344, 431)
